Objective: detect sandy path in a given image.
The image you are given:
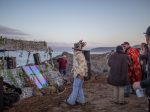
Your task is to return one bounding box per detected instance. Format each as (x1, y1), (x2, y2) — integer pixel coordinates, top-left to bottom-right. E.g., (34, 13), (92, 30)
(4, 75), (148, 112)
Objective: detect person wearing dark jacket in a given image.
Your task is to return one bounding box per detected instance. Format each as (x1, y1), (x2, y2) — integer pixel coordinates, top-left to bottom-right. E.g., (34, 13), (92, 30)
(133, 26), (150, 112)
(108, 45), (131, 105)
(140, 43), (149, 80)
(133, 26), (150, 89)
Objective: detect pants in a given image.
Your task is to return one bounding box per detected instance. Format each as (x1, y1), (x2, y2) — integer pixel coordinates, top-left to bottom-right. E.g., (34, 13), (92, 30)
(148, 98), (150, 112)
(113, 86), (125, 103)
(59, 69), (66, 76)
(67, 76), (85, 105)
(124, 84), (131, 96)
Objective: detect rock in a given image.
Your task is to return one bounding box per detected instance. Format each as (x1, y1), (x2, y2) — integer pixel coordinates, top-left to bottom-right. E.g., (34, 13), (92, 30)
(33, 87), (43, 96)
(49, 85), (57, 94)
(20, 87), (34, 99)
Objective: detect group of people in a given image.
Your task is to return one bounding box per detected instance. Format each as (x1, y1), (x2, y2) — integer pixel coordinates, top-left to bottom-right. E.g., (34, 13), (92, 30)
(108, 26), (150, 111)
(107, 41), (141, 104)
(57, 26), (150, 111)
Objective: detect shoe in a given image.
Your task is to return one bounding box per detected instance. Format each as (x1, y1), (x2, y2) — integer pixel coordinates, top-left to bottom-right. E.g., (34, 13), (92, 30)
(80, 103), (86, 106)
(110, 99), (118, 104)
(64, 99), (72, 106)
(64, 99), (79, 106)
(113, 101), (128, 105)
(75, 101), (87, 106)
(118, 101), (128, 105)
(75, 101), (80, 105)
(113, 101), (119, 104)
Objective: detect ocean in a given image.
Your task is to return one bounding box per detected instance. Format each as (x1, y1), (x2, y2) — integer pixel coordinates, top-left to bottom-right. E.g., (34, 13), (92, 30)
(0, 50), (109, 67)
(0, 50), (50, 67)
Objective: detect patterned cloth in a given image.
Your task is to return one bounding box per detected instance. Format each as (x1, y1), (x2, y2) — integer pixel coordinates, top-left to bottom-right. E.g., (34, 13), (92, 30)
(126, 47), (142, 84)
(72, 51), (88, 78)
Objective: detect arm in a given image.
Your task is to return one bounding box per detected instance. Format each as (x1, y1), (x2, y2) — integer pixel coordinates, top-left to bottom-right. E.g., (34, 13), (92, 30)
(65, 59), (68, 65)
(107, 56), (112, 67)
(127, 55), (132, 66)
(133, 75), (150, 89)
(57, 57), (62, 63)
(140, 77), (150, 88)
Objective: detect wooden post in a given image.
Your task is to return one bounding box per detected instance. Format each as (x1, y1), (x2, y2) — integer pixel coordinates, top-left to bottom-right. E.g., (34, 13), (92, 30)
(83, 50), (91, 80)
(26, 51), (31, 65)
(33, 53), (41, 65)
(0, 77), (3, 112)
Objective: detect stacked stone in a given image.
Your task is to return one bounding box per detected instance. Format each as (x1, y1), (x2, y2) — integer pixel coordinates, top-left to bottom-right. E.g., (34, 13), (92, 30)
(0, 64), (65, 99)
(0, 37), (47, 51)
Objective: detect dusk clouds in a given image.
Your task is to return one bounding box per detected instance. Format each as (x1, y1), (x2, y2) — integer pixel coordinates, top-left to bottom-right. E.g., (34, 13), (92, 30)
(0, 25), (28, 36)
(0, 0), (150, 46)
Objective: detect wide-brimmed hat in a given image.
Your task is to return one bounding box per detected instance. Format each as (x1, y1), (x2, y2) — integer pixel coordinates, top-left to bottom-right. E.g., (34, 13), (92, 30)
(72, 40), (86, 51)
(144, 26), (150, 36)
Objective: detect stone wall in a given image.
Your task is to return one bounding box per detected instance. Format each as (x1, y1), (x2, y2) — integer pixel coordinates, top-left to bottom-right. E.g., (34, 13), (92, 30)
(0, 37), (47, 51)
(53, 52), (109, 76)
(90, 53), (109, 75)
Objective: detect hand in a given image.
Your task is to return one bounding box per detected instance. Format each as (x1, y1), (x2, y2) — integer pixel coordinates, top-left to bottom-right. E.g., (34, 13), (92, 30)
(79, 75), (84, 80)
(140, 60), (143, 65)
(71, 69), (74, 73)
(133, 82), (141, 90)
(85, 72), (88, 77)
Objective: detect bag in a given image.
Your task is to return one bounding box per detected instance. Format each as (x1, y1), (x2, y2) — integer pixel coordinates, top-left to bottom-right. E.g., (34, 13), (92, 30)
(136, 88), (144, 97)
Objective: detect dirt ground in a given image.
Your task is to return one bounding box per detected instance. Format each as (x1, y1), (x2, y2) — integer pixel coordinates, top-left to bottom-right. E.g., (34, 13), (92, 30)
(4, 75), (148, 112)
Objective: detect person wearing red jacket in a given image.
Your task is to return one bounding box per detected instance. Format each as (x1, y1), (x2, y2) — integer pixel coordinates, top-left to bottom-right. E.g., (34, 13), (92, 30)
(122, 42), (142, 97)
(57, 54), (68, 76)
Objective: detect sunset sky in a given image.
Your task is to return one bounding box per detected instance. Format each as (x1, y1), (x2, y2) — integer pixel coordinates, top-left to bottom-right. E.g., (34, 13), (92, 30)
(0, 0), (150, 48)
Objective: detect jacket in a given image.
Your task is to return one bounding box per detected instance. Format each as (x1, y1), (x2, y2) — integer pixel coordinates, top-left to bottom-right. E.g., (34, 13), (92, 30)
(72, 51), (88, 78)
(126, 47), (142, 83)
(57, 58), (67, 70)
(141, 78), (150, 88)
(107, 52), (131, 86)
(140, 49), (150, 96)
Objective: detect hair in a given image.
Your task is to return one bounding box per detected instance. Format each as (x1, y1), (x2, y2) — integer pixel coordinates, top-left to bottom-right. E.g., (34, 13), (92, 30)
(141, 43), (149, 52)
(123, 42), (130, 45)
(116, 45), (123, 53)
